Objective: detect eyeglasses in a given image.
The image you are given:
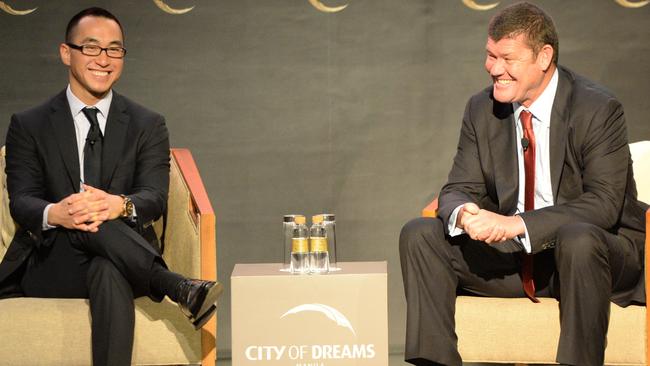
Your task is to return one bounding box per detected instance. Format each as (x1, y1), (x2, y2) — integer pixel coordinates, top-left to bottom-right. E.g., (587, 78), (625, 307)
(66, 43), (127, 59)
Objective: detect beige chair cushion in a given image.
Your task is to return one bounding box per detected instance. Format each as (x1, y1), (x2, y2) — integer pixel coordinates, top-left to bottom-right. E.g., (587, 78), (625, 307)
(0, 297), (201, 365)
(456, 297), (645, 365)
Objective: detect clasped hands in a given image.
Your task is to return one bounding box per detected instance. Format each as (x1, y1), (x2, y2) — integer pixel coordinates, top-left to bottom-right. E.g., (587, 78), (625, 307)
(48, 184), (124, 232)
(456, 202), (525, 244)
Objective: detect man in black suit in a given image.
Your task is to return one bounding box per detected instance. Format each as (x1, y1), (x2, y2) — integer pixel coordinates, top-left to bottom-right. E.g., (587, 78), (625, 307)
(399, 2), (647, 366)
(0, 7), (222, 366)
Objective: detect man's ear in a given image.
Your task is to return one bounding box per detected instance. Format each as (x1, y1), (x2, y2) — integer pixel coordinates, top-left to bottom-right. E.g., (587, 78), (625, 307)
(60, 43), (71, 66)
(537, 44), (554, 71)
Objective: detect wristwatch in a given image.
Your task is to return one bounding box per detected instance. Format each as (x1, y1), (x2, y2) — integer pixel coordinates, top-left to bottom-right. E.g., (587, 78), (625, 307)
(120, 194), (134, 218)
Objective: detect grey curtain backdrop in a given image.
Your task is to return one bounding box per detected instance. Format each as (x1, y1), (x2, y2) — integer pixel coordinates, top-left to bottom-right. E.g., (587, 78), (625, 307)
(1, 0), (649, 360)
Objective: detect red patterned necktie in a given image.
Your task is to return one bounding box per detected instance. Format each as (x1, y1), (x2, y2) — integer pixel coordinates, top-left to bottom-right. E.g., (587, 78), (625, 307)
(520, 110), (539, 303)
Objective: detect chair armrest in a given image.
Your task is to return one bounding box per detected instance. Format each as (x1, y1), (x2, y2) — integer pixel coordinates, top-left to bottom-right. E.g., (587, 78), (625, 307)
(173, 147), (216, 283)
(422, 198), (439, 218)
(156, 148), (217, 365)
(158, 149), (215, 281)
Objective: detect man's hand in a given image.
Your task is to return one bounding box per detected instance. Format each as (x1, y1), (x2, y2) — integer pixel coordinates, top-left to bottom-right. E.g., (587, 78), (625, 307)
(457, 203), (526, 243)
(81, 184), (124, 221)
(456, 202), (480, 229)
(47, 185), (124, 232)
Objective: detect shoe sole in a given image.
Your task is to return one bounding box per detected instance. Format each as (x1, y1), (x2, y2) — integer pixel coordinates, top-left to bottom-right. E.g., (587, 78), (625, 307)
(192, 282), (224, 330)
(193, 304), (217, 330)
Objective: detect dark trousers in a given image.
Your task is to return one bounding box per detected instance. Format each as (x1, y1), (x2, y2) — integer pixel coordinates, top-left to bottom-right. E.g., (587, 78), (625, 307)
(399, 217), (642, 366)
(21, 220), (164, 366)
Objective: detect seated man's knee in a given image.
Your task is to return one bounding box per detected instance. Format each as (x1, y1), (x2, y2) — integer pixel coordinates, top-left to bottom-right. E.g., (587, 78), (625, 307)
(88, 257), (125, 285)
(554, 223), (606, 268)
(399, 217), (446, 256)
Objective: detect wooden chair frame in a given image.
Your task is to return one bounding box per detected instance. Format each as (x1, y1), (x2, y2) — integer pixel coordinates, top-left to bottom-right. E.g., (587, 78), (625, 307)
(171, 148), (218, 365)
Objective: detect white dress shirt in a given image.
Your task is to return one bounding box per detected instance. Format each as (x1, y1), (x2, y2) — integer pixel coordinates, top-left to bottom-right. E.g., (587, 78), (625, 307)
(448, 68), (559, 253)
(67, 85), (112, 182)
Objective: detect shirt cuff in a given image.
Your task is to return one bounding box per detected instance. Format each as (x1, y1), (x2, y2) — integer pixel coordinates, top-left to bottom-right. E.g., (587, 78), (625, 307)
(447, 204), (466, 237)
(42, 203), (57, 231)
(516, 215), (532, 253)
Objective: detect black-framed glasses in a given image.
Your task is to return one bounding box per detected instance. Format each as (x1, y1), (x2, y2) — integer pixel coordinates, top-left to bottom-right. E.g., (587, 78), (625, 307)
(66, 43), (127, 59)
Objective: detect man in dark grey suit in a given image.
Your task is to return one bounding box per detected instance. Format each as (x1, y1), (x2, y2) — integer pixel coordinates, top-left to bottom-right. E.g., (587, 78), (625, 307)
(0, 7), (222, 366)
(400, 2), (648, 366)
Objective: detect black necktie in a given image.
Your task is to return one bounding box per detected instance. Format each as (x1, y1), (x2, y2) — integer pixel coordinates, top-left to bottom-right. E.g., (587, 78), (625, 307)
(82, 107), (103, 187)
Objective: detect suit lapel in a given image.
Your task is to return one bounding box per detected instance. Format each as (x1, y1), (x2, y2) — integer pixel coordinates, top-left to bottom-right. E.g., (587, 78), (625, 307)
(49, 91), (80, 191)
(549, 67), (573, 199)
(101, 93), (129, 189)
(489, 100), (519, 213)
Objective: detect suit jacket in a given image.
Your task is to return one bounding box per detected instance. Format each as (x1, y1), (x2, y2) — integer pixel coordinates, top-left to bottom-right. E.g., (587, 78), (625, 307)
(437, 66), (648, 304)
(0, 90), (170, 297)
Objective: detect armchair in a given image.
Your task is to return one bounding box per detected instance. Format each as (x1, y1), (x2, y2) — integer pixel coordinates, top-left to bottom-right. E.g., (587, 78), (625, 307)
(0, 147), (217, 365)
(421, 141), (650, 365)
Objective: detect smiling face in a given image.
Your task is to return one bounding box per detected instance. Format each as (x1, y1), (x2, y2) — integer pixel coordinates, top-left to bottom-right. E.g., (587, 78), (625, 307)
(485, 33), (554, 107)
(60, 15), (124, 105)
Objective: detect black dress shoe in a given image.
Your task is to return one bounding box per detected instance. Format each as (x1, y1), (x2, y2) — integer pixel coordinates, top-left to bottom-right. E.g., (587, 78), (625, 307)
(176, 279), (224, 330)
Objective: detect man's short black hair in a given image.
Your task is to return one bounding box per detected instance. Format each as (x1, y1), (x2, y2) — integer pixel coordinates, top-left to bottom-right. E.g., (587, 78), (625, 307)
(65, 7), (124, 43)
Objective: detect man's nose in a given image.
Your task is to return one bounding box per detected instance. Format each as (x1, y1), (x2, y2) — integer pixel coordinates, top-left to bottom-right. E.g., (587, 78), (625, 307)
(95, 50), (110, 66)
(489, 58), (506, 76)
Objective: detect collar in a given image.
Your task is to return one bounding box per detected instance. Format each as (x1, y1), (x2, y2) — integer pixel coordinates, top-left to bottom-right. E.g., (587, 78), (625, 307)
(65, 85), (113, 119)
(513, 67), (559, 126)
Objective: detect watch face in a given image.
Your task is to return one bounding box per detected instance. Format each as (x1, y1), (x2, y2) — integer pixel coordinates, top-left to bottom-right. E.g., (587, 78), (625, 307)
(123, 197), (134, 217)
